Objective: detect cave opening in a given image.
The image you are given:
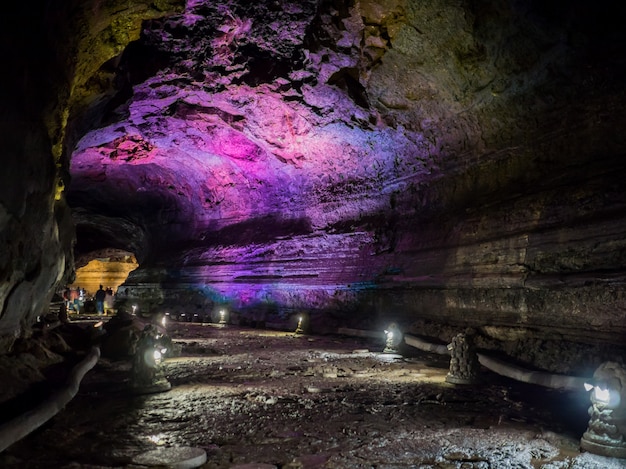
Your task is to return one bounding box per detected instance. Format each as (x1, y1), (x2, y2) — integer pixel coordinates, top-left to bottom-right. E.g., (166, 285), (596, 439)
(70, 249), (139, 300)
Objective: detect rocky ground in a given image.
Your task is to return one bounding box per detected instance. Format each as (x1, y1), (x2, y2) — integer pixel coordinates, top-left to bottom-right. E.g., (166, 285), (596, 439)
(1, 321), (624, 468)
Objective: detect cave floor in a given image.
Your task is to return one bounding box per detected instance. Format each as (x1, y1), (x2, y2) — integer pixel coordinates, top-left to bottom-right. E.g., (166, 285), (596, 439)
(1, 322), (624, 469)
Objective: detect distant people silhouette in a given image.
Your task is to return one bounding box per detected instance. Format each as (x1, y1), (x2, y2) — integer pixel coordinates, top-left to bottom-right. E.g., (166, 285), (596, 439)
(95, 285), (106, 315)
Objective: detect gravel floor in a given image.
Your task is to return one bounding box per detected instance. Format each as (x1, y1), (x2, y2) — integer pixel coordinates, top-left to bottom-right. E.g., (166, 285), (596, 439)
(1, 322), (624, 469)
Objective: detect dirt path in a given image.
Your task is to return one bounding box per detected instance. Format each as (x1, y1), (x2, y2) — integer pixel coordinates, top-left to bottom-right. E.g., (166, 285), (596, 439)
(1, 323), (621, 468)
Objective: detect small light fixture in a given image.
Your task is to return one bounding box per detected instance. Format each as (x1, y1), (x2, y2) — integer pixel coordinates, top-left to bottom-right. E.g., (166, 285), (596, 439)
(383, 323), (402, 353)
(132, 324), (171, 394)
(580, 362), (626, 458)
(295, 315), (304, 335)
(152, 347), (167, 366)
(219, 309), (227, 325)
(584, 380), (620, 408)
(132, 304), (138, 315)
(383, 330), (395, 353)
(594, 386), (611, 405)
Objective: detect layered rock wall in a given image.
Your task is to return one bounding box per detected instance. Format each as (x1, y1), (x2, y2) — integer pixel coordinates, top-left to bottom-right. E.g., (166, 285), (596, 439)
(2, 0), (626, 370)
(67, 0), (626, 356)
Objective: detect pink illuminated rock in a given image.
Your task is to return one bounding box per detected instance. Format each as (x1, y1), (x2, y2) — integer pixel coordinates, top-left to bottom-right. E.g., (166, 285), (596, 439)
(60, 0), (626, 369)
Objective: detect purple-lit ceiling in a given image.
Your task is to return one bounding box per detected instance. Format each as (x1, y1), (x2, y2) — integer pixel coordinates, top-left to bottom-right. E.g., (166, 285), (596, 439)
(65, 0), (626, 341)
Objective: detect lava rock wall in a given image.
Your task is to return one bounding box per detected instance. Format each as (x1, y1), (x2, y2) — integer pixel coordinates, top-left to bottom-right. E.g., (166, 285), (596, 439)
(67, 0), (626, 351)
(2, 0), (626, 361)
(0, 0), (183, 352)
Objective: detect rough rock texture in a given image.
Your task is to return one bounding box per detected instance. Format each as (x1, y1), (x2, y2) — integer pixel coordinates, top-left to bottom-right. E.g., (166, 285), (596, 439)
(2, 0), (626, 372)
(1, 3), (74, 351)
(71, 251), (138, 296)
(0, 0), (184, 352)
(4, 324), (626, 468)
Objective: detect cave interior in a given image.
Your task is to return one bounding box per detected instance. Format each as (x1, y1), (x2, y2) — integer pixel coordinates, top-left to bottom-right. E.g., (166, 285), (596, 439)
(1, 0), (626, 467)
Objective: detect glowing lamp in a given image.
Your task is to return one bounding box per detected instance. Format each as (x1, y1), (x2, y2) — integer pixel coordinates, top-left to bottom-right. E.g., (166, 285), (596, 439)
(584, 380), (621, 409)
(580, 362), (626, 458)
(382, 323), (402, 353)
(594, 386), (611, 404)
(152, 348), (167, 366)
(132, 304), (138, 315)
(383, 330), (395, 353)
(132, 324), (171, 394)
(218, 309), (227, 324)
(294, 314), (307, 335)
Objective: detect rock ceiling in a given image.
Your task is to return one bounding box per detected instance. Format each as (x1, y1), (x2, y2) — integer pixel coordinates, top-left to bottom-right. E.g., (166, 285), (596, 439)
(2, 0), (626, 356)
(66, 0), (626, 341)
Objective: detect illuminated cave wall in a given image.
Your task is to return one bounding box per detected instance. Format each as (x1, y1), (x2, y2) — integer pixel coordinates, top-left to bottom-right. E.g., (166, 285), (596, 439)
(0, 0), (184, 352)
(71, 254), (138, 297)
(66, 0), (626, 348)
(1, 0), (626, 359)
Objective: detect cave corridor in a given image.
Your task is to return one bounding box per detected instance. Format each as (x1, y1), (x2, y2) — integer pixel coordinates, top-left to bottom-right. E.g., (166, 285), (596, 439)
(1, 0), (626, 467)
